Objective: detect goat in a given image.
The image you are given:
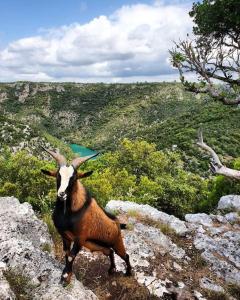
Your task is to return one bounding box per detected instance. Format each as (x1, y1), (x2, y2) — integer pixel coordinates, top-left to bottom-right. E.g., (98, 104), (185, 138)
(41, 148), (132, 284)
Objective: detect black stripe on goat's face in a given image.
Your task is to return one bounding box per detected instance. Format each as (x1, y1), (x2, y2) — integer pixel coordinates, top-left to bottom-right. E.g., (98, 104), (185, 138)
(57, 165), (77, 201)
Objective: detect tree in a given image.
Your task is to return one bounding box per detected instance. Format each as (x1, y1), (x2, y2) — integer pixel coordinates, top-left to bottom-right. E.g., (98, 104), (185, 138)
(170, 0), (240, 105)
(190, 0), (240, 42)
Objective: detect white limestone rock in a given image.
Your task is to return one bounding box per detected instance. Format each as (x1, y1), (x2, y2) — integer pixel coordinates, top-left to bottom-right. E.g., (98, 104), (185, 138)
(224, 212), (240, 224)
(185, 213), (213, 227)
(134, 223), (186, 260)
(194, 290), (207, 300)
(194, 230), (240, 285)
(217, 195), (240, 212)
(210, 214), (228, 224)
(106, 200), (189, 236)
(0, 197), (97, 300)
(199, 277), (224, 293)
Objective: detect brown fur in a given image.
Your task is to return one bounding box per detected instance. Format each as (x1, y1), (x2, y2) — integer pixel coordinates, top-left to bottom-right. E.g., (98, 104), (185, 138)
(65, 180), (123, 255)
(49, 174), (131, 283)
(71, 181), (87, 212)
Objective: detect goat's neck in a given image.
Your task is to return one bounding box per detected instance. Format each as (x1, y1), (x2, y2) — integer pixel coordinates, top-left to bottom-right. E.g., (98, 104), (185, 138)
(70, 180), (87, 212)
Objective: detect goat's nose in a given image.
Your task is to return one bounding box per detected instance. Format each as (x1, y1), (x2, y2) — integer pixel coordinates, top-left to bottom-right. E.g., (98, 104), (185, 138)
(59, 192), (65, 197)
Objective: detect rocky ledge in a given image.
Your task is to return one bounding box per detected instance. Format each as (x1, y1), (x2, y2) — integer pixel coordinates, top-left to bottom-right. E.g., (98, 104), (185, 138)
(105, 197), (240, 299)
(0, 195), (240, 300)
(0, 197), (96, 300)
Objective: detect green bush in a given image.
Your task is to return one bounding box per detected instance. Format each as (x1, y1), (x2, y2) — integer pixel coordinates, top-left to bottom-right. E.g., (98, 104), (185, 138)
(201, 157), (240, 212)
(0, 148), (55, 213)
(83, 139), (211, 218)
(2, 138), (237, 219)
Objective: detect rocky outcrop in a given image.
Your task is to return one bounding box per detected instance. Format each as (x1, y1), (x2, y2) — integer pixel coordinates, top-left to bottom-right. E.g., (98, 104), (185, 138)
(217, 195), (240, 212)
(106, 200), (189, 236)
(0, 118), (52, 156)
(106, 199), (240, 299)
(0, 197), (96, 300)
(0, 92), (8, 103)
(1, 196), (240, 299)
(185, 213), (213, 227)
(13, 83), (65, 103)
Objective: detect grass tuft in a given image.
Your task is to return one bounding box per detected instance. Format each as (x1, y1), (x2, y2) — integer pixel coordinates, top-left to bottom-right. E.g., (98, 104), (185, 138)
(42, 212), (63, 258)
(127, 209), (140, 218)
(3, 269), (34, 300)
(226, 283), (240, 299)
(193, 252), (207, 269)
(205, 290), (228, 300)
(41, 243), (52, 253)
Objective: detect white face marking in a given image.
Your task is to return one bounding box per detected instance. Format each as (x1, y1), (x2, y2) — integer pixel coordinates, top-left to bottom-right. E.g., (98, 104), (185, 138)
(63, 273), (68, 278)
(68, 256), (73, 262)
(58, 166), (74, 197)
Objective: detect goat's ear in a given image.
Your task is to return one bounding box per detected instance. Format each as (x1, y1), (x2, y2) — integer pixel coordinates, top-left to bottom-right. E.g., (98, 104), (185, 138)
(41, 169), (57, 177)
(77, 171), (93, 178)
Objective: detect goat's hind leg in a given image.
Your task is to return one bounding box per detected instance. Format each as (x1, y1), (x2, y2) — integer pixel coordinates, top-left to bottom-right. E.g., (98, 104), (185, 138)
(108, 249), (116, 275)
(113, 236), (132, 276)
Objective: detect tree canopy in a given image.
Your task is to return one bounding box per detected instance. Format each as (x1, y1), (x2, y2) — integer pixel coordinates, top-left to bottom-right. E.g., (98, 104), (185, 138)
(190, 0), (240, 41)
(170, 0), (240, 105)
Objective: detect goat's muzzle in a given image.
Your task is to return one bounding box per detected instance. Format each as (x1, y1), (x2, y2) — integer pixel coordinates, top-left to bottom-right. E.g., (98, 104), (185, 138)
(58, 192), (67, 202)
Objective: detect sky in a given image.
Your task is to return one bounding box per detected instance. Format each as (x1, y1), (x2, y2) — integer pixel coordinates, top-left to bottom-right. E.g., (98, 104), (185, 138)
(0, 0), (194, 82)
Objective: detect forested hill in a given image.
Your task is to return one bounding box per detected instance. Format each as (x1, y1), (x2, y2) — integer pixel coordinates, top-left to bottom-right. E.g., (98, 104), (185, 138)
(1, 81), (240, 169)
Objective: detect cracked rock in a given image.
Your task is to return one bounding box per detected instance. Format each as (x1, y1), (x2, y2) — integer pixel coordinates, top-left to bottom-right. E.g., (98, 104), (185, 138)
(0, 197), (97, 300)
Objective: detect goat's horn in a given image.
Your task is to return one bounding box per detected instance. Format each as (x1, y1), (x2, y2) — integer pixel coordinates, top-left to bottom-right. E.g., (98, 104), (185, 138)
(42, 147), (67, 166)
(71, 152), (99, 169)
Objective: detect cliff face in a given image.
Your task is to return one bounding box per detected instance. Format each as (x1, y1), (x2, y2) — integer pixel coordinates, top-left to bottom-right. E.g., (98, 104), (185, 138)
(0, 197), (96, 300)
(0, 196), (240, 300)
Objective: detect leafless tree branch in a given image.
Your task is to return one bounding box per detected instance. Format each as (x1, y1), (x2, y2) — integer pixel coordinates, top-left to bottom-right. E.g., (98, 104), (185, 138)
(170, 36), (240, 105)
(197, 129), (240, 180)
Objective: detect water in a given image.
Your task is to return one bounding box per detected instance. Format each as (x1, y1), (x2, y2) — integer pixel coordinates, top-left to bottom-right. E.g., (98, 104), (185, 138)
(70, 144), (98, 157)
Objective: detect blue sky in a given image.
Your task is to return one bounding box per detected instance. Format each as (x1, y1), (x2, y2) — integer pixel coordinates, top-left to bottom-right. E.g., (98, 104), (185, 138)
(0, 0), (194, 82)
(0, 0), (156, 46)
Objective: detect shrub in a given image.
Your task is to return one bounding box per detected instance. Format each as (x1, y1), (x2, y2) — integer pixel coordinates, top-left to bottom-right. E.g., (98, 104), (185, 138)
(84, 139), (211, 218)
(0, 139), (217, 219)
(0, 148), (55, 213)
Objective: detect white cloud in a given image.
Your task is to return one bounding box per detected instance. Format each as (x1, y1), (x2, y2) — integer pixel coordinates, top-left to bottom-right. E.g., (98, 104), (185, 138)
(0, 1), (193, 82)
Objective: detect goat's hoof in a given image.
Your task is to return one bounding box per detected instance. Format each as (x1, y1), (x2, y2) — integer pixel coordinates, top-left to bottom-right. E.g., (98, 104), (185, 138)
(108, 267), (116, 275)
(125, 269), (132, 277)
(61, 272), (72, 285)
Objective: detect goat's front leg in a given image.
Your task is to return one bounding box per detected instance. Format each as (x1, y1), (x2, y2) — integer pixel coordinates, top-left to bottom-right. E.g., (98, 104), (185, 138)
(61, 238), (81, 284)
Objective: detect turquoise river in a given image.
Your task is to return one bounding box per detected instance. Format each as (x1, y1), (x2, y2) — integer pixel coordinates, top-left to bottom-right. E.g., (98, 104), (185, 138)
(70, 144), (98, 157)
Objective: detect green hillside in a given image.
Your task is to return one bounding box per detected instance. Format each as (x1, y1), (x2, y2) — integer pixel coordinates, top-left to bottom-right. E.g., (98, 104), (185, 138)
(0, 114), (72, 159)
(1, 82), (240, 172)
(1, 81), (240, 217)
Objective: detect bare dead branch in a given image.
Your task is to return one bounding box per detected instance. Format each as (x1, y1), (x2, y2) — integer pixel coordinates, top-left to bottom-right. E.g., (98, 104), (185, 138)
(197, 129), (222, 167)
(197, 130), (240, 180)
(170, 36), (240, 105)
